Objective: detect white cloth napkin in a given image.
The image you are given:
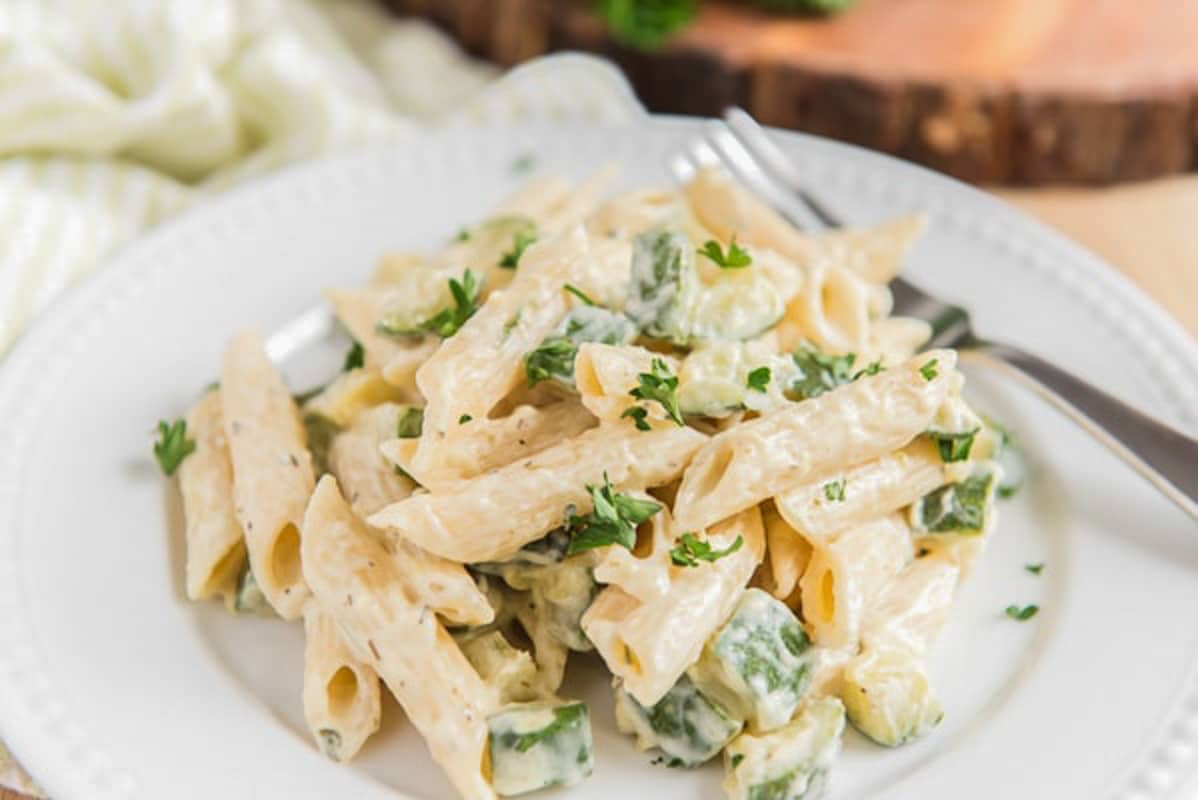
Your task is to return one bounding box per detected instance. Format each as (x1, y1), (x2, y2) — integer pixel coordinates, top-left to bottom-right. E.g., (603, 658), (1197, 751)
(0, 0), (641, 793)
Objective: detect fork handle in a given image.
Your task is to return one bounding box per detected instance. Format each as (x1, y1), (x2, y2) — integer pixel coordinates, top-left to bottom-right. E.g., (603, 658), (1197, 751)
(964, 342), (1198, 520)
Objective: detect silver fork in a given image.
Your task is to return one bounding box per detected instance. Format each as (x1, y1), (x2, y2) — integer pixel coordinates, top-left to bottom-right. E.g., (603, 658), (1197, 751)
(671, 107), (1198, 522)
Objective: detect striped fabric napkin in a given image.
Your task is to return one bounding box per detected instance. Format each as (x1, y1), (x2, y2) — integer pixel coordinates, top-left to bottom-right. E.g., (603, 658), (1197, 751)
(0, 0), (642, 793)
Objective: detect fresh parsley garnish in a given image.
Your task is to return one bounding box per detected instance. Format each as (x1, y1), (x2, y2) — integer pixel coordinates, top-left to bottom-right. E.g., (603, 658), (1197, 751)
(1004, 604), (1039, 621)
(669, 532), (744, 567)
(342, 340), (365, 372)
(698, 237), (752, 269)
(920, 358), (939, 382)
(565, 473), (662, 554)
(928, 429), (979, 463)
(746, 366), (771, 393)
(153, 419), (196, 476)
(622, 405), (651, 431)
(916, 470), (995, 533)
(525, 336), (577, 387)
(459, 414), (473, 424)
(563, 284), (596, 306)
(853, 360), (884, 379)
(499, 230), (537, 269)
(1025, 563), (1044, 575)
(380, 270), (481, 339)
(396, 406), (424, 439)
(454, 227), (471, 243)
(730, 753), (744, 770)
(595, 0), (698, 48)
(629, 358), (684, 426)
(790, 343), (858, 400)
(511, 154), (536, 175)
(823, 479), (846, 502)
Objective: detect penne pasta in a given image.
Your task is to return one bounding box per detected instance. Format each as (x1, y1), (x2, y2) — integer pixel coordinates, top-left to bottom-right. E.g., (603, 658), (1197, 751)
(583, 506), (765, 706)
(674, 350), (957, 532)
(302, 601), (382, 763)
(370, 423), (706, 563)
(220, 330), (315, 620)
(302, 476), (497, 800)
(179, 390), (246, 601)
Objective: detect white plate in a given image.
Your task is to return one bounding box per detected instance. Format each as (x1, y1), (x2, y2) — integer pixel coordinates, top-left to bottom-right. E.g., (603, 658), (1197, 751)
(2, 118), (1197, 800)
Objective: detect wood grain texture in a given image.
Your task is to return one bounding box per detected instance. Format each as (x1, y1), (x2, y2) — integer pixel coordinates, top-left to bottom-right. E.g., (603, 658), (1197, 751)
(384, 0), (1198, 185)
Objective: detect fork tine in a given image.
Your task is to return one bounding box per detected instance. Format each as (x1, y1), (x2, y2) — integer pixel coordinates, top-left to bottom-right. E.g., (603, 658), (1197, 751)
(702, 122), (829, 232)
(721, 107), (842, 229)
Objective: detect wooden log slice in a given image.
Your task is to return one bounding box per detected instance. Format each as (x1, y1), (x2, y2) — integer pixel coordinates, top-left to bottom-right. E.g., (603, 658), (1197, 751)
(381, 0), (1198, 185)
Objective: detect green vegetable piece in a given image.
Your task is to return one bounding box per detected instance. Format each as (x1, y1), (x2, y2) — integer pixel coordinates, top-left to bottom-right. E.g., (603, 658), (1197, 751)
(928, 429), (979, 463)
(499, 228), (538, 270)
(746, 366), (771, 393)
(302, 413), (340, 477)
(912, 466), (998, 534)
(396, 405), (424, 439)
(822, 480), (846, 502)
(722, 697), (845, 800)
(629, 357), (685, 426)
(510, 154), (537, 175)
(232, 563), (274, 616)
(615, 674), (743, 767)
(377, 269), (482, 339)
(622, 405), (651, 431)
(153, 418), (195, 476)
(625, 228), (699, 345)
(565, 473), (661, 554)
(754, 0), (857, 15)
(841, 649), (942, 747)
(342, 340), (365, 372)
(689, 589), (817, 732)
(595, 0), (698, 49)
(919, 358), (939, 382)
(1005, 604), (1039, 621)
(789, 343), (858, 400)
(699, 237), (753, 269)
(488, 702), (594, 796)
(563, 283), (596, 306)
(524, 306), (638, 388)
(1025, 563), (1044, 576)
(669, 532), (743, 568)
(318, 728), (342, 761)
(460, 630), (539, 704)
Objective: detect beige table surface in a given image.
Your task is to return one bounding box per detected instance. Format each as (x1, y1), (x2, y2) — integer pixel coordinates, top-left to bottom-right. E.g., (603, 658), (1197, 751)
(1, 178), (1195, 800)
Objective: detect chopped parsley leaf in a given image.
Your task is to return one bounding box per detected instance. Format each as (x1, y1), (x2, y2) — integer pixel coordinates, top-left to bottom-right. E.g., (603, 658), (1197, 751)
(853, 360), (884, 379)
(563, 283), (596, 306)
(730, 753), (744, 770)
(565, 473), (661, 554)
(499, 229), (537, 269)
(697, 237), (752, 269)
(622, 405), (651, 431)
(342, 339), (365, 372)
(929, 429), (979, 463)
(1025, 563), (1044, 576)
(823, 479), (846, 502)
(153, 419), (195, 476)
(396, 406), (424, 439)
(920, 358), (939, 382)
(511, 154), (536, 175)
(790, 343), (858, 400)
(1004, 604), (1039, 621)
(669, 532), (744, 567)
(524, 336), (577, 387)
(629, 357), (684, 426)
(459, 414), (473, 424)
(380, 270), (481, 339)
(746, 366), (771, 393)
(454, 227), (471, 243)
